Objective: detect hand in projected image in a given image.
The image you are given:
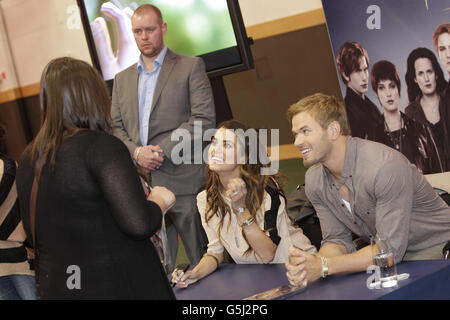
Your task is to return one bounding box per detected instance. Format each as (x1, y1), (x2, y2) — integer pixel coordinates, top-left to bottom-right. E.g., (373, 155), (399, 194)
(90, 1), (140, 80)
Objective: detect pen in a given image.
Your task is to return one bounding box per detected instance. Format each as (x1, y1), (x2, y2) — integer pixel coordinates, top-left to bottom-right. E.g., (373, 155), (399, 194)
(172, 264), (190, 288)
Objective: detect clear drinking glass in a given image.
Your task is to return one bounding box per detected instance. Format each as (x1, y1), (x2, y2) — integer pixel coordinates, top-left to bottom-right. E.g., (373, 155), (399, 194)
(371, 236), (398, 288)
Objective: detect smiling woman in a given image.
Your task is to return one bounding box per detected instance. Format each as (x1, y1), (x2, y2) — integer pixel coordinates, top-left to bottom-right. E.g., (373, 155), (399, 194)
(170, 120), (316, 289)
(207, 127), (244, 174)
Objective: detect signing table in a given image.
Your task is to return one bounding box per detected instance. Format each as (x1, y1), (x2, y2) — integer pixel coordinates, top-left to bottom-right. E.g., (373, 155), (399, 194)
(174, 259), (450, 300)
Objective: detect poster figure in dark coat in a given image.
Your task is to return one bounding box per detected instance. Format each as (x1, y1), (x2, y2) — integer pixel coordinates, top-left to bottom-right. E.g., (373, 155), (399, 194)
(370, 60), (440, 174)
(336, 42), (381, 139)
(405, 47), (450, 172)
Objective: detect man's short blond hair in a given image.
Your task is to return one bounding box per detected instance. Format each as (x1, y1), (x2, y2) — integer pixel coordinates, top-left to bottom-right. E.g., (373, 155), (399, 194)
(133, 4), (164, 24)
(287, 93), (350, 135)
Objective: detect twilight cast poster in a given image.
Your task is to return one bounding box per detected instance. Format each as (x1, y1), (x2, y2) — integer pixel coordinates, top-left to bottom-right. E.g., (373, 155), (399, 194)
(322, 0), (450, 175)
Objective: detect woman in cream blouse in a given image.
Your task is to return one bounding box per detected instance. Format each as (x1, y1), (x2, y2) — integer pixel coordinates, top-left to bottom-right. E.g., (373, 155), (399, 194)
(171, 120), (316, 288)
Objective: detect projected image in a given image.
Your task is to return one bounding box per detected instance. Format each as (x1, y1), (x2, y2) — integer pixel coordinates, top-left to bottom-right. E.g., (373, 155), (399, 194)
(82, 0), (237, 80)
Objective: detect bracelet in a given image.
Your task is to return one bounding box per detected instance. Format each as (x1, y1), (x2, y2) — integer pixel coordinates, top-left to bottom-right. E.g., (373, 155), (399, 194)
(240, 217), (255, 228)
(320, 256), (328, 278)
(134, 147), (142, 161)
(235, 207), (246, 214)
(205, 253), (219, 268)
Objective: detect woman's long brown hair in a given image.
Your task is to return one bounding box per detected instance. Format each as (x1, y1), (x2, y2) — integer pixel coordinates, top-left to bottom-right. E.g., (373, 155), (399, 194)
(31, 57), (111, 179)
(205, 120), (284, 257)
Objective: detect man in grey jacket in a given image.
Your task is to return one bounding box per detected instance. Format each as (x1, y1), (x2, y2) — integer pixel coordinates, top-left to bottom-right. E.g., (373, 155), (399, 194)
(111, 4), (215, 272)
(285, 93), (450, 287)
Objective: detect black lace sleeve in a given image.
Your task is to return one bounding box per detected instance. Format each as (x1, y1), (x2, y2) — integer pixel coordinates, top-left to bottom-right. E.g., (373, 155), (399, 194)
(87, 133), (162, 240)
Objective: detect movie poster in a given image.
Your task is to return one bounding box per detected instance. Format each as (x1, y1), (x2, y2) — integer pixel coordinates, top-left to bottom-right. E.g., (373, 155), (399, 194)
(321, 0), (450, 174)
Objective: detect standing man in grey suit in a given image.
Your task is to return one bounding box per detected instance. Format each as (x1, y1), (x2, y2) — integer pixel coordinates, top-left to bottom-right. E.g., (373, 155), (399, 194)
(111, 4), (216, 272)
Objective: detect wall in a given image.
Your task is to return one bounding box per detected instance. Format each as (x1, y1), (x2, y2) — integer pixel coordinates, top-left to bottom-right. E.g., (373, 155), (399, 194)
(223, 23), (341, 147)
(239, 0), (322, 27)
(0, 0), (91, 90)
(0, 0), (92, 158)
(0, 3), (30, 159)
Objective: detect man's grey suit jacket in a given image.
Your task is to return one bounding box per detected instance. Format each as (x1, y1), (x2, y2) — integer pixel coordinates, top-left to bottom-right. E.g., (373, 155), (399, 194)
(111, 49), (216, 195)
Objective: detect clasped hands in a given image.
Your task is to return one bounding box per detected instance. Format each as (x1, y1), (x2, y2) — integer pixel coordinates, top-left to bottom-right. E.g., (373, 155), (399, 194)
(285, 247), (323, 287)
(135, 145), (164, 173)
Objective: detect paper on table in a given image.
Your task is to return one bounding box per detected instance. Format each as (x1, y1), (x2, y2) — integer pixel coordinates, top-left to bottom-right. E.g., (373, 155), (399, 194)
(244, 284), (306, 300)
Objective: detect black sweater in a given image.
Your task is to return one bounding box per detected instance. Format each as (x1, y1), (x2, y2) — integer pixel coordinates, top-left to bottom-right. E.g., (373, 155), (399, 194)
(16, 130), (174, 299)
(344, 87), (381, 140)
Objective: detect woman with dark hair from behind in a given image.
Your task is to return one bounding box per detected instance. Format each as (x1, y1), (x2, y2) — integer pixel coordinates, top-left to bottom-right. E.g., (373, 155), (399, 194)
(15, 57), (176, 299)
(371, 60), (438, 174)
(171, 120), (316, 288)
(405, 47), (450, 172)
(0, 125), (35, 300)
